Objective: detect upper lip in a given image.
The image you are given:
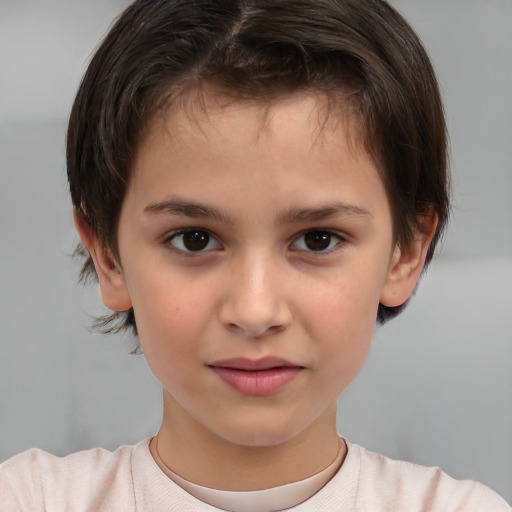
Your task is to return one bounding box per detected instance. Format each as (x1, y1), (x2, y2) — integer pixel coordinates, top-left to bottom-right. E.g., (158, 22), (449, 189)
(209, 357), (301, 371)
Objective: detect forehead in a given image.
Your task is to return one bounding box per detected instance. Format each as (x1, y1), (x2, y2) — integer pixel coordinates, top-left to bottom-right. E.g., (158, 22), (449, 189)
(141, 89), (368, 166)
(125, 91), (391, 227)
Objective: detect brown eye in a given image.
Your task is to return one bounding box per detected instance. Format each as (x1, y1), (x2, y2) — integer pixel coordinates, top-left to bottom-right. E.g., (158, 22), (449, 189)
(304, 231), (332, 251)
(183, 230), (209, 251)
(169, 229), (221, 252)
(291, 230), (342, 253)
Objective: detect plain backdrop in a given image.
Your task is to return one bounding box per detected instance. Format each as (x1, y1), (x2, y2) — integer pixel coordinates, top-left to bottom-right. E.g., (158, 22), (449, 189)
(0, 0), (511, 503)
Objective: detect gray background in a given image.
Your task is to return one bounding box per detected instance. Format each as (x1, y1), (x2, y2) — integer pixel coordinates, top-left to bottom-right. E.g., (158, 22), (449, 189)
(1, 0), (511, 503)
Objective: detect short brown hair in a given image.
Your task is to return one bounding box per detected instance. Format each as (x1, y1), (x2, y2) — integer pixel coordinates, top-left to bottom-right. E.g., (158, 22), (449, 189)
(67, 0), (449, 333)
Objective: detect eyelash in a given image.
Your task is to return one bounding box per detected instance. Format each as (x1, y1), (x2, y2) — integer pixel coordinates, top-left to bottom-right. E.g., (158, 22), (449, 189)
(164, 228), (346, 255)
(165, 229), (222, 254)
(290, 229), (345, 254)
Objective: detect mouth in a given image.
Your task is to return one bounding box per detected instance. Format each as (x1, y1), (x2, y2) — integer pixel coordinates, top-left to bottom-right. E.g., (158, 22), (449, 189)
(208, 357), (303, 396)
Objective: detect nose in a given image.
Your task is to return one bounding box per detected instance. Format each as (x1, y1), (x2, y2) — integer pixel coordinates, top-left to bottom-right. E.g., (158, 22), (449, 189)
(218, 252), (292, 339)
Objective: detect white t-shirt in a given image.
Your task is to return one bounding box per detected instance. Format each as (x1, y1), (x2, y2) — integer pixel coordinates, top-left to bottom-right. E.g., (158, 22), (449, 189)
(0, 438), (509, 511)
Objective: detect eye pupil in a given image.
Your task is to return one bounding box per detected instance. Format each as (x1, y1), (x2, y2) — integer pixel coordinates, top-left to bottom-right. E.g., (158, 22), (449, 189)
(304, 231), (331, 251)
(183, 230), (209, 251)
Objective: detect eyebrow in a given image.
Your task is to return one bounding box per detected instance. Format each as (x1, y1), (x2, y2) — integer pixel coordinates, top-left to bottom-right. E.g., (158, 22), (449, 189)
(276, 203), (371, 224)
(144, 199), (233, 224)
(144, 198), (370, 224)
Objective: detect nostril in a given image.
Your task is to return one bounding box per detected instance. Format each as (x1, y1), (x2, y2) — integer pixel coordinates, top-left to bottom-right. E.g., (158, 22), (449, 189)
(218, 282), (292, 338)
(222, 320), (287, 339)
(268, 324), (286, 335)
(224, 322), (241, 333)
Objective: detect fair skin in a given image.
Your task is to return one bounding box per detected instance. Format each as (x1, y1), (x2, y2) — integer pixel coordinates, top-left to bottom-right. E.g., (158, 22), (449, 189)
(76, 92), (434, 491)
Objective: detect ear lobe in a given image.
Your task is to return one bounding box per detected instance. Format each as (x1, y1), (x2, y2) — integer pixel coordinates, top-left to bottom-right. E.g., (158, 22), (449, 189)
(380, 214), (438, 308)
(73, 210), (132, 312)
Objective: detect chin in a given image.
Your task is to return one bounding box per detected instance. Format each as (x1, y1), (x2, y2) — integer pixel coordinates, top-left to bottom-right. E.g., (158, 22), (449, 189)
(211, 415), (307, 449)
(222, 431), (296, 449)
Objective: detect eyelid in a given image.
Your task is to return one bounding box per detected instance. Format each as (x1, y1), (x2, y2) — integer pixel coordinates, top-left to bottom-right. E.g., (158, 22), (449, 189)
(289, 229), (347, 254)
(164, 228), (222, 254)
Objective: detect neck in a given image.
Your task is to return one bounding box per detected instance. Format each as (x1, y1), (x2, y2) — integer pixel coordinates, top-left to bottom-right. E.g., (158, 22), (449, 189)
(152, 390), (342, 491)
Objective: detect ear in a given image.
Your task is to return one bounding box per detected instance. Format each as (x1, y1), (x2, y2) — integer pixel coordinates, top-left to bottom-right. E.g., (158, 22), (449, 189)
(380, 214), (438, 308)
(73, 210), (132, 312)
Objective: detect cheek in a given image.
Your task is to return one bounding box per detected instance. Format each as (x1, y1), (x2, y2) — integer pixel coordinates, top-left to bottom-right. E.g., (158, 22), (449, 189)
(130, 274), (215, 364)
(301, 266), (382, 363)
(305, 268), (381, 326)
(318, 298), (376, 396)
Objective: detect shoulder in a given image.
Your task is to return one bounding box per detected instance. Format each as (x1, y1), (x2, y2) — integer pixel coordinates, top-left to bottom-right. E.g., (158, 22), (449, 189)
(347, 442), (510, 511)
(0, 441), (140, 511)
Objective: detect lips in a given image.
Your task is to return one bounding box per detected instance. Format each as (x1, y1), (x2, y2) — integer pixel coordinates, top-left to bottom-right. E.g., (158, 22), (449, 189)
(209, 357), (303, 396)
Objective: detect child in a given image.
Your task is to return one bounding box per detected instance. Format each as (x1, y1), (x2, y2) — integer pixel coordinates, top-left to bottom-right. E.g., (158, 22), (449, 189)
(1, 0), (509, 510)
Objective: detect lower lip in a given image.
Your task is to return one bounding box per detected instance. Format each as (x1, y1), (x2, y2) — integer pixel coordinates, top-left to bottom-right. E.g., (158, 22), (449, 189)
(210, 366), (302, 396)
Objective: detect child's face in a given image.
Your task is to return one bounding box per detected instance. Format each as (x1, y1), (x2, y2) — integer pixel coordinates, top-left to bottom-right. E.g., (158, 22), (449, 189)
(109, 93), (401, 447)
